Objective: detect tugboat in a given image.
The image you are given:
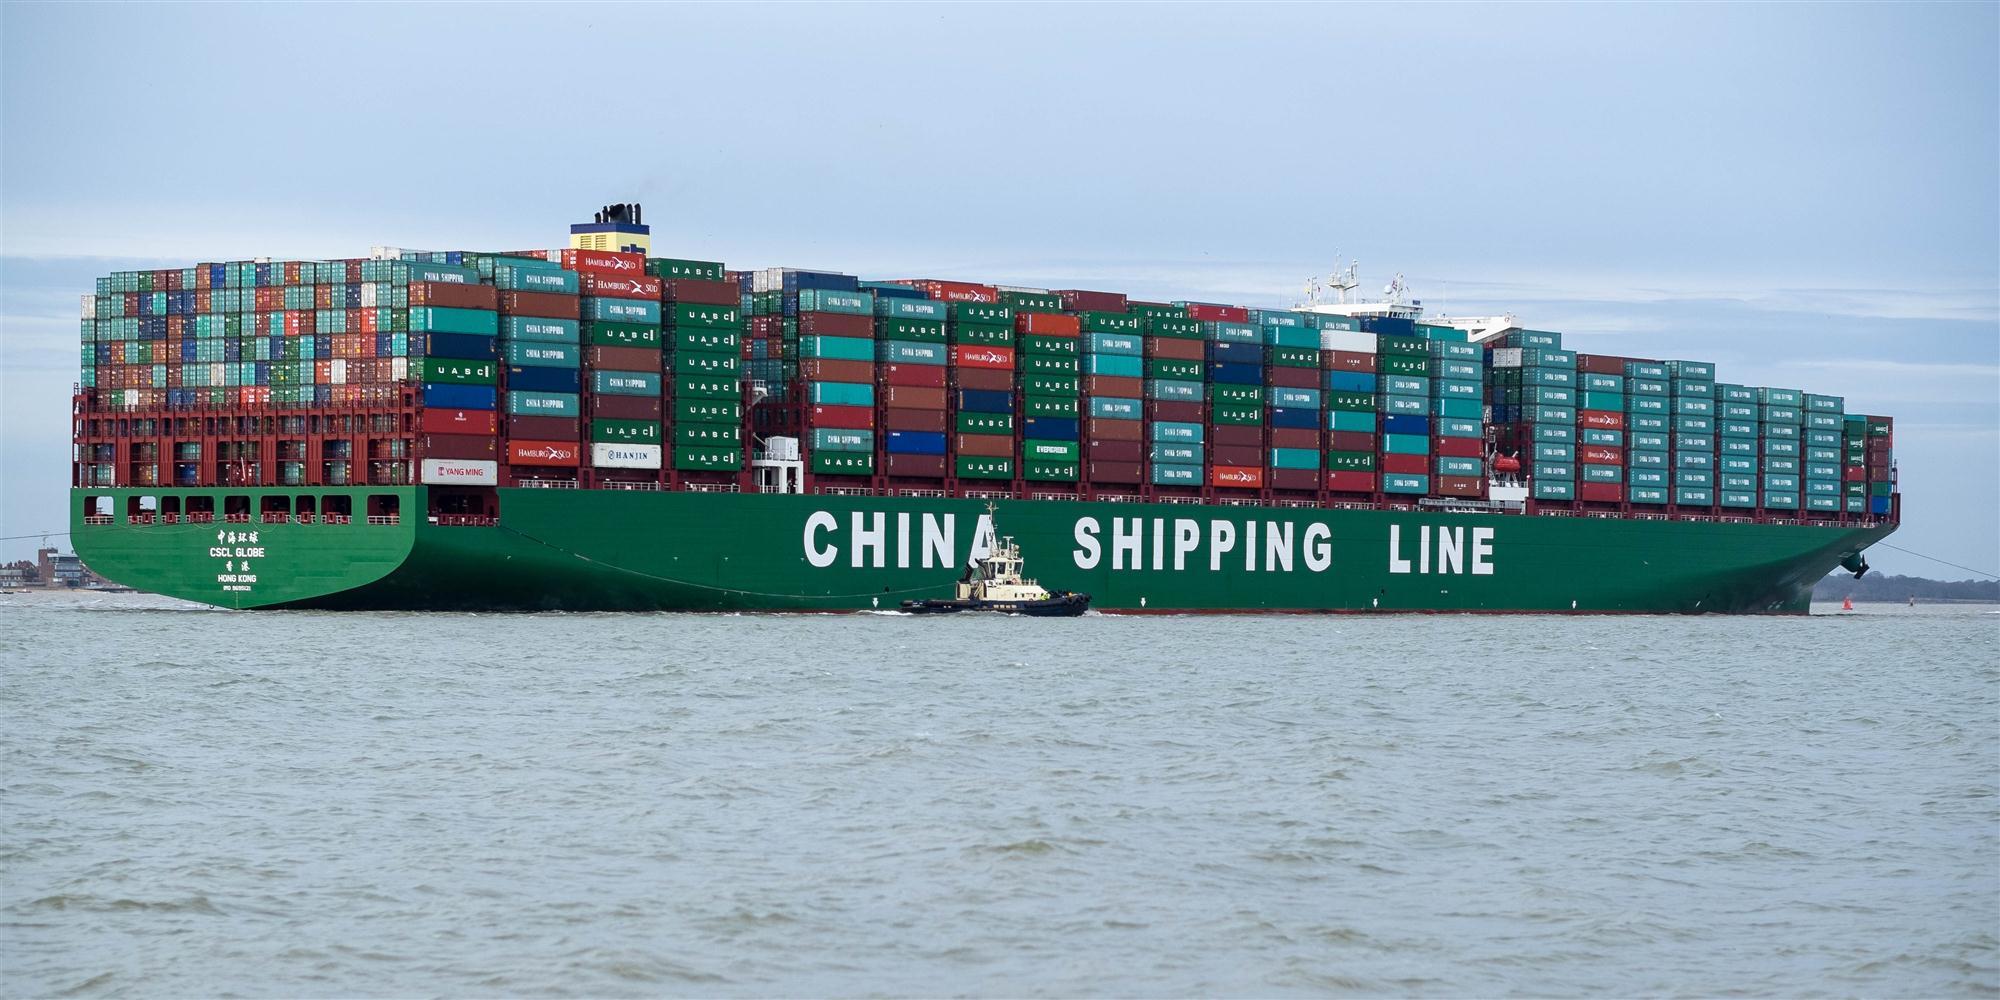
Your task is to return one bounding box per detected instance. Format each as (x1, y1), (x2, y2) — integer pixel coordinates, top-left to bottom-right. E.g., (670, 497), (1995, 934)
(901, 507), (1091, 617)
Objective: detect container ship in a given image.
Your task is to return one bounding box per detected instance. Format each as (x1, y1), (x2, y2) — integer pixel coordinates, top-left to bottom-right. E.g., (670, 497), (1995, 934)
(68, 204), (1899, 613)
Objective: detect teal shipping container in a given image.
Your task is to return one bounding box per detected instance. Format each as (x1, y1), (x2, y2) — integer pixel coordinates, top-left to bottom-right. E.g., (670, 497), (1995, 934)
(592, 370), (662, 396)
(409, 306), (497, 336)
(809, 381), (874, 407)
(506, 391), (580, 417)
(1382, 433), (1430, 456)
(505, 341), (580, 368)
(500, 317), (580, 343)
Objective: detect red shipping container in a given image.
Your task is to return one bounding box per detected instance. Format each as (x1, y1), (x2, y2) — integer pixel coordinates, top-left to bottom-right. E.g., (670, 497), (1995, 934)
(509, 415), (579, 439)
(560, 248), (646, 275)
(508, 440), (581, 467)
(882, 385), (946, 410)
(1145, 337), (1204, 360)
(1579, 409), (1625, 431)
(420, 434), (497, 460)
(1268, 367), (1318, 389)
(590, 395), (663, 420)
(408, 282), (499, 309)
(586, 345), (663, 371)
(809, 404), (875, 430)
(578, 273), (663, 300)
(953, 368), (1014, 392)
(883, 408), (948, 433)
(1580, 445), (1624, 465)
(663, 278), (738, 305)
(1086, 418), (1144, 442)
(1325, 350), (1374, 372)
(1271, 468), (1319, 491)
(750, 315), (785, 337)
(1016, 312), (1081, 336)
(1381, 453), (1428, 475)
(881, 364), (947, 389)
(1577, 354), (1634, 375)
(955, 433), (1012, 457)
(1327, 431), (1376, 451)
(800, 359), (875, 383)
(1434, 436), (1483, 458)
(499, 291), (581, 319)
(1844, 465), (1865, 481)
(952, 345), (1015, 369)
(1213, 444), (1262, 467)
(1086, 375), (1142, 397)
(1089, 461), (1145, 484)
(1576, 482), (1622, 503)
(1056, 289), (1128, 313)
(1148, 400), (1205, 423)
(1270, 427), (1320, 450)
(798, 312), (872, 337)
(1088, 439), (1143, 462)
(886, 454), (948, 478)
(1327, 470), (1377, 492)
(1209, 424), (1264, 447)
(1436, 475), (1485, 497)
(905, 279), (998, 303)
(1185, 304), (1250, 324)
(1210, 465), (1264, 488)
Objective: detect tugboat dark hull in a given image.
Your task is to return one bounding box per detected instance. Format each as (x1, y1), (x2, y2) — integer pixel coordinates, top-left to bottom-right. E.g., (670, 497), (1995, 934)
(899, 592), (1092, 617)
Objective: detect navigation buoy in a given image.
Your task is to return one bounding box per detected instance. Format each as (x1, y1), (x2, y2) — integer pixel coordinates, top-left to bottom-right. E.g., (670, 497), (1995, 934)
(1841, 596), (1854, 611)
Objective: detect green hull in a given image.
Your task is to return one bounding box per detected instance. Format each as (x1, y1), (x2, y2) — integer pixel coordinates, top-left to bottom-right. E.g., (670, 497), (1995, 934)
(72, 487), (1894, 614)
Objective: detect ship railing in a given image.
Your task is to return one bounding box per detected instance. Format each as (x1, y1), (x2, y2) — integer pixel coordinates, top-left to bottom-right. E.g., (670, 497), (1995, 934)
(685, 483), (741, 494)
(1630, 513), (1669, 521)
(1217, 498), (1261, 507)
(1324, 501), (1374, 511)
(83, 515), (115, 525)
(1537, 509), (1578, 518)
(1030, 492), (1079, 502)
(1097, 494), (1140, 503)
(323, 514), (352, 525)
(260, 513), (289, 524)
(225, 513), (252, 523)
(1155, 496), (1201, 505)
(293, 513), (314, 524)
(1586, 512), (1621, 520)
(820, 486), (872, 497)
(366, 514), (400, 525)
(1719, 516), (1754, 524)
(518, 479), (578, 489)
(188, 513), (214, 524)
(125, 514), (156, 525)
(1681, 514), (1715, 523)
(1276, 500), (1318, 509)
(897, 489), (947, 499)
(431, 514), (497, 527)
(160, 513), (179, 524)
(1770, 517), (1802, 526)
(603, 481), (661, 491)
(964, 490), (1011, 501)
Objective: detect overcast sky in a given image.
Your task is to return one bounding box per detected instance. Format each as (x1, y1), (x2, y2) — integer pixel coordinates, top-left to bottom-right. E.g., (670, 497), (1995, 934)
(2, 2), (1994, 577)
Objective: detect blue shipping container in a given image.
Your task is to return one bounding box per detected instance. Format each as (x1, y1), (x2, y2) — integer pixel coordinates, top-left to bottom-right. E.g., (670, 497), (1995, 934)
(507, 365), (582, 393)
(885, 431), (947, 455)
(422, 383), (495, 411)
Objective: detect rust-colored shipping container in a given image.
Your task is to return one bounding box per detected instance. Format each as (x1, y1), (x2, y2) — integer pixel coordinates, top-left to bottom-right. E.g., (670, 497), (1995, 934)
(952, 368), (1014, 392)
(800, 359), (876, 383)
(904, 278), (998, 303)
(1146, 337), (1204, 361)
(808, 404), (874, 430)
(559, 248), (646, 275)
(663, 278), (739, 305)
(499, 290), (582, 319)
(421, 433), (498, 461)
(883, 408), (948, 433)
(1267, 367), (1318, 389)
(1213, 444), (1262, 467)
(1434, 436), (1483, 458)
(1185, 303), (1249, 324)
(1209, 424), (1264, 447)
(880, 364), (947, 389)
(1437, 475), (1485, 497)
(1580, 445), (1624, 465)
(422, 408), (498, 436)
(590, 395), (663, 420)
(1015, 311), (1082, 336)
(881, 385), (946, 410)
(587, 345), (663, 371)
(1271, 468), (1318, 491)
(1148, 400), (1204, 423)
(1381, 454), (1428, 475)
(409, 282), (499, 310)
(798, 312), (872, 337)
(1087, 439), (1143, 462)
(1270, 427), (1320, 450)
(886, 454), (948, 478)
(1325, 350), (1374, 371)
(1327, 470), (1377, 492)
(952, 344), (1015, 369)
(1086, 375), (1142, 398)
(1580, 409), (1626, 430)
(1086, 418), (1143, 442)
(1210, 464), (1264, 488)
(955, 433), (1013, 457)
(1056, 289), (1128, 313)
(1089, 461), (1144, 483)
(509, 415), (580, 440)
(1578, 354), (1637, 375)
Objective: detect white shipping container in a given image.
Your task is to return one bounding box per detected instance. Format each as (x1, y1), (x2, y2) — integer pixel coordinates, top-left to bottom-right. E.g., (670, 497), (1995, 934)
(360, 283), (379, 308)
(392, 357), (409, 381)
(592, 443), (663, 470)
(420, 458), (497, 485)
(80, 294), (96, 319)
(1320, 330), (1378, 354)
(331, 359), (347, 385)
(1491, 347), (1524, 368)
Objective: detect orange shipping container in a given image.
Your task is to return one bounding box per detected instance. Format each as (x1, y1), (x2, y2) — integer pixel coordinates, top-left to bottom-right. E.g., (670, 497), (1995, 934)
(1015, 312), (1081, 336)
(1210, 465), (1265, 489)
(955, 433), (1013, 457)
(508, 440), (582, 467)
(952, 345), (1015, 369)
(881, 385), (946, 410)
(1146, 337), (1204, 361)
